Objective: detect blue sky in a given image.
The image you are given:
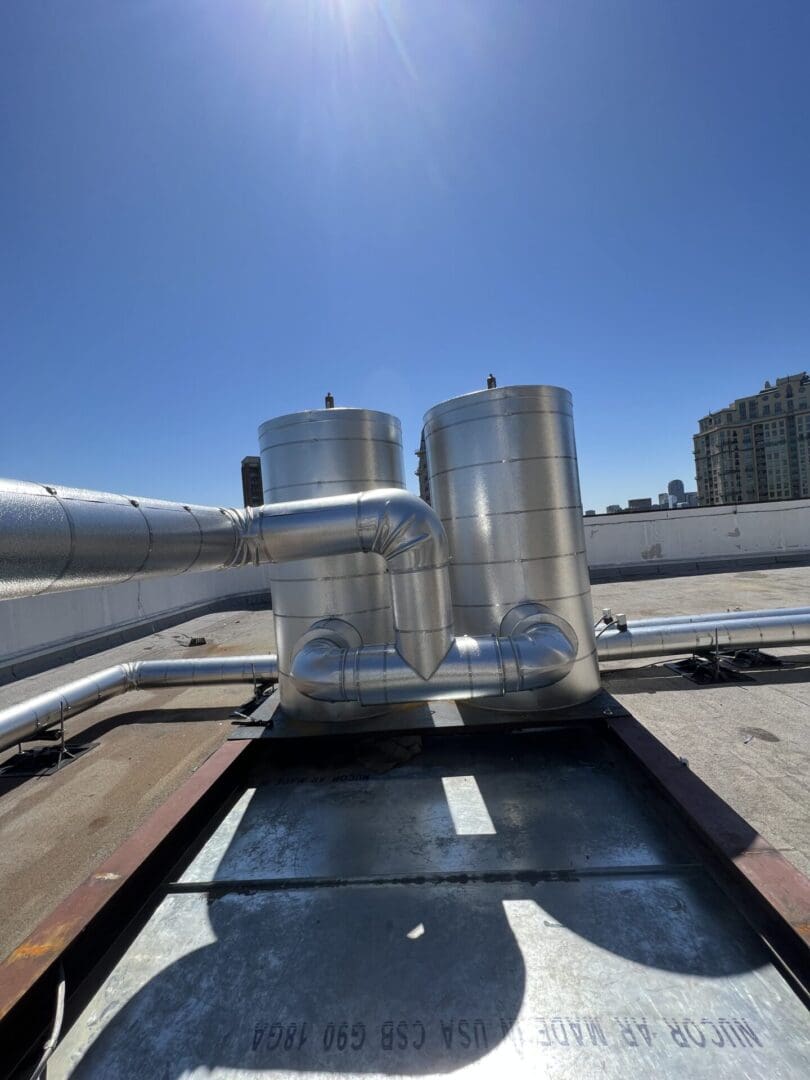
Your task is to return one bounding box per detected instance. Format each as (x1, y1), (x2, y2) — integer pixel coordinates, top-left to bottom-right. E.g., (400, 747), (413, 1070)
(2, 1), (809, 512)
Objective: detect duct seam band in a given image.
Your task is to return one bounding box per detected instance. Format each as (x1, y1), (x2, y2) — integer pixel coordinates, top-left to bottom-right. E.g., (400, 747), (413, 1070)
(429, 454), (578, 480)
(387, 562), (452, 577)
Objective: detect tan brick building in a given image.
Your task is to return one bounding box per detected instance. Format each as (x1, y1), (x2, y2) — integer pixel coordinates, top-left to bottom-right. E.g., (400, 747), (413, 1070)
(694, 373), (810, 505)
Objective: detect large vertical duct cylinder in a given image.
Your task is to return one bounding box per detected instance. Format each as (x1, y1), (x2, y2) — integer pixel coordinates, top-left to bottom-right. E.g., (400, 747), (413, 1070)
(423, 385), (600, 710)
(258, 408), (406, 721)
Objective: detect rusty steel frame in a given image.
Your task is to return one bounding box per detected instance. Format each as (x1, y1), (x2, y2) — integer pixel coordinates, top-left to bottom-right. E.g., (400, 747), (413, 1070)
(0, 738), (253, 1079)
(605, 712), (810, 998)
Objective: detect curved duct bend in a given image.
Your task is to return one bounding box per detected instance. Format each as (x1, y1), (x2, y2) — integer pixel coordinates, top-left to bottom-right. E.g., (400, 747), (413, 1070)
(0, 479), (453, 679)
(290, 606), (577, 707)
(0, 655), (278, 755)
(596, 612), (810, 662)
(249, 488), (453, 678)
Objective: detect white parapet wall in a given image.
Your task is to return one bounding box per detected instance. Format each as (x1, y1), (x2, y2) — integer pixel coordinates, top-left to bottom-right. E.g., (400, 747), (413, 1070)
(585, 499), (810, 580)
(0, 565), (274, 681)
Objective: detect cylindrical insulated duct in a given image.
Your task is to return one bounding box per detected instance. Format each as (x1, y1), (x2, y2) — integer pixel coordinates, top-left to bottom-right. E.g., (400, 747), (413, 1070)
(622, 605), (810, 629)
(258, 408), (409, 722)
(1, 472), (454, 721)
(290, 607), (577, 707)
(0, 655), (278, 754)
(423, 385), (601, 710)
(596, 612), (810, 661)
(0, 479), (246, 601)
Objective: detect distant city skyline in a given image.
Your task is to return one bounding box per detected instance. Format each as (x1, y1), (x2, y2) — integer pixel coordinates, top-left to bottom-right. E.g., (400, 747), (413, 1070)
(585, 477), (698, 516)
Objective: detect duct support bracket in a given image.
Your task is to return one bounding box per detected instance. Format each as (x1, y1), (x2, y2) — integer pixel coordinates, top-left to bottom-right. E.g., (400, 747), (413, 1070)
(0, 705), (99, 778)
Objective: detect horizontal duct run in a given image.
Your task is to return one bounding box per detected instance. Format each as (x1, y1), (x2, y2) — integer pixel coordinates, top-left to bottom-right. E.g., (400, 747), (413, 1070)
(621, 605), (810, 628)
(596, 612), (810, 662)
(3, 607), (805, 748)
(0, 617), (575, 748)
(290, 607), (577, 707)
(0, 480), (453, 679)
(0, 656), (278, 755)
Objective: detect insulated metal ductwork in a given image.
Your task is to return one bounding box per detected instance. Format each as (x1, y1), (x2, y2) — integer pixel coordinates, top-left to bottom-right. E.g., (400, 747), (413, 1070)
(0, 479), (249, 599)
(596, 612), (810, 662)
(423, 385), (601, 711)
(619, 605), (810, 628)
(290, 605), (577, 707)
(249, 488), (453, 679)
(256, 407), (456, 712)
(0, 479), (453, 681)
(0, 655), (278, 755)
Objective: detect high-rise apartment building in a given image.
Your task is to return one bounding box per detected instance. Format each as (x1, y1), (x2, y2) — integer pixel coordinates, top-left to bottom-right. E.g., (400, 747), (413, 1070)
(694, 373), (810, 505)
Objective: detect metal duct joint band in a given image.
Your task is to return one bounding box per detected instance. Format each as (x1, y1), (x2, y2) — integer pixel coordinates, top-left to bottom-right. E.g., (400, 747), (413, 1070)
(289, 607), (577, 708)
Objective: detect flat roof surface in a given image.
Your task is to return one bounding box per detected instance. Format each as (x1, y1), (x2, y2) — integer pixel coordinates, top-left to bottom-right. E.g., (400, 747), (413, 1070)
(0, 607), (276, 962)
(0, 564), (809, 967)
(593, 564), (810, 878)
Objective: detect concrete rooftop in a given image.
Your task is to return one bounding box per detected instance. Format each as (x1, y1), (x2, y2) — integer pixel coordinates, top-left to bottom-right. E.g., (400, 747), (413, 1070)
(594, 564), (810, 880)
(0, 607), (276, 962)
(0, 565), (809, 962)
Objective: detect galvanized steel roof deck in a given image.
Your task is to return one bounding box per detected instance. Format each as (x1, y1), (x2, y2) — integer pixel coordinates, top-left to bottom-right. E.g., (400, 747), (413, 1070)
(48, 726), (810, 1077)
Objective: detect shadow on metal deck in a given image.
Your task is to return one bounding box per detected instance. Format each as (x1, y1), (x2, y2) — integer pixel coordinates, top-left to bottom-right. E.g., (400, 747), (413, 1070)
(44, 726), (810, 1078)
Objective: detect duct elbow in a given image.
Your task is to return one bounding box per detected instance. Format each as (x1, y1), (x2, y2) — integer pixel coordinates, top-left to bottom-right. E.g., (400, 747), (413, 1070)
(290, 611), (578, 709)
(289, 638), (349, 702)
(513, 623), (577, 691)
(358, 489), (450, 569)
(358, 489), (454, 678)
